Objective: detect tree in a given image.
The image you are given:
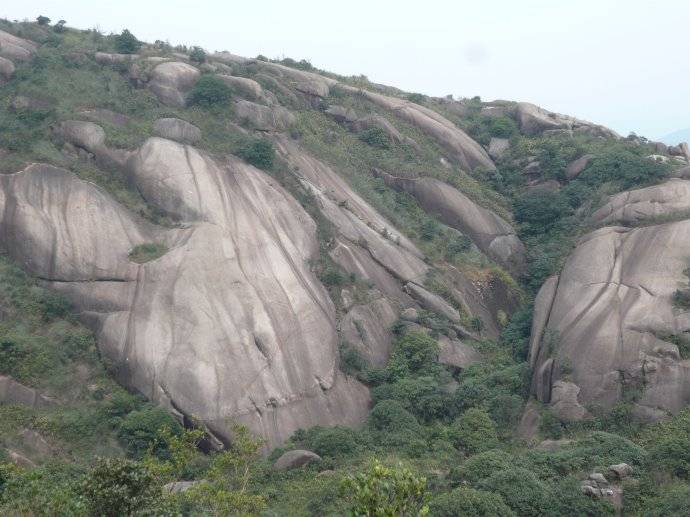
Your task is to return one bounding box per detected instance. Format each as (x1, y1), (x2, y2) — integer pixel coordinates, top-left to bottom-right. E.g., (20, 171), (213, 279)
(344, 459), (429, 516)
(450, 408), (498, 453)
(114, 29), (141, 54)
(477, 468), (554, 517)
(236, 138), (275, 170)
(36, 16), (51, 26)
(428, 487), (514, 517)
(54, 20), (66, 33)
(189, 46), (206, 63)
(187, 75), (233, 107)
(359, 127), (391, 149)
(80, 458), (165, 516)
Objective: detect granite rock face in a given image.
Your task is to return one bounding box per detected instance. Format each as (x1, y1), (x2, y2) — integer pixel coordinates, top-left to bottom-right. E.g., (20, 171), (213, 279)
(148, 61), (200, 106)
(153, 118), (202, 144)
(529, 207), (690, 421)
(0, 144), (371, 449)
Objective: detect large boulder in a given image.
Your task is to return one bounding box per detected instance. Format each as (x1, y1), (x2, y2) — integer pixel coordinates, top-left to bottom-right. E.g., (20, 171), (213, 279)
(337, 85), (495, 171)
(216, 74), (263, 99)
(94, 52), (138, 65)
(341, 296), (398, 367)
(517, 102), (618, 139)
(0, 144), (370, 449)
(488, 137), (510, 160)
(565, 154), (594, 179)
(0, 56), (15, 82)
(153, 118), (202, 144)
(234, 100), (295, 131)
(0, 375), (57, 409)
(58, 120), (106, 152)
(148, 61), (200, 107)
(272, 449), (321, 470)
(529, 217), (690, 420)
(376, 171), (525, 273)
(0, 30), (37, 61)
(591, 179), (690, 226)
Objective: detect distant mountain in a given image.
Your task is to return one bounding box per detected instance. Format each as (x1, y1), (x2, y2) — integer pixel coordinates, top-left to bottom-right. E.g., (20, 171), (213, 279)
(660, 127), (690, 145)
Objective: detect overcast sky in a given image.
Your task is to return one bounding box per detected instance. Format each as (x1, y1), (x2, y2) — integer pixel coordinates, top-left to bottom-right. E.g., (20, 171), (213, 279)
(3, 1), (689, 140)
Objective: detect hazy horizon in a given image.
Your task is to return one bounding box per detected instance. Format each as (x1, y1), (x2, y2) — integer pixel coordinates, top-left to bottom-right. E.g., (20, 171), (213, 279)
(3, 0), (689, 141)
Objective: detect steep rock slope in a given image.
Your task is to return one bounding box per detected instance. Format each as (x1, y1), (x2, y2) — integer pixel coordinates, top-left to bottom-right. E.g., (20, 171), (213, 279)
(0, 145), (371, 448)
(529, 180), (690, 422)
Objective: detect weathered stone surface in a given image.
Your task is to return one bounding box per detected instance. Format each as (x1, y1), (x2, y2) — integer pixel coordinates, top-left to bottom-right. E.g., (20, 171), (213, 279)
(272, 449), (321, 470)
(0, 56), (15, 81)
(78, 108), (131, 127)
(325, 105), (358, 124)
(341, 296), (398, 367)
(216, 74), (263, 99)
(565, 154), (594, 179)
(376, 171), (525, 273)
(352, 115), (404, 143)
(153, 118), (202, 144)
(488, 137), (510, 160)
(608, 463), (633, 480)
(338, 85), (495, 171)
(592, 179), (690, 225)
(529, 220), (690, 419)
(94, 52), (138, 65)
(257, 61), (335, 98)
(0, 375), (56, 409)
(58, 120), (106, 152)
(404, 282), (461, 322)
(528, 275), (559, 369)
(438, 336), (481, 370)
(550, 380), (590, 422)
(1, 145), (370, 449)
(517, 102), (618, 139)
(8, 450), (35, 469)
(235, 100), (295, 131)
(148, 61), (200, 107)
(516, 399), (541, 442)
(211, 51), (249, 66)
(400, 307), (419, 322)
(0, 30), (37, 61)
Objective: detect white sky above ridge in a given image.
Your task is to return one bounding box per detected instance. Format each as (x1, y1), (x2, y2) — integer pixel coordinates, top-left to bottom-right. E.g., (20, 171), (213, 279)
(3, 0), (689, 140)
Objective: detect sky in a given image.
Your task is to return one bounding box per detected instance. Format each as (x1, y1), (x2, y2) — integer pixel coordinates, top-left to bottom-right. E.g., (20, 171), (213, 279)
(2, 0), (689, 140)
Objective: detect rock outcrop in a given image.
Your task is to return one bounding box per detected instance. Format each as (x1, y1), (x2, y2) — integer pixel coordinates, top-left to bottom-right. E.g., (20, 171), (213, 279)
(0, 29), (37, 62)
(153, 118), (202, 144)
(235, 100), (295, 131)
(375, 170), (525, 273)
(0, 142), (371, 448)
(337, 85), (495, 171)
(147, 61), (200, 106)
(272, 449), (321, 470)
(216, 74), (263, 99)
(516, 102), (619, 139)
(529, 205), (690, 420)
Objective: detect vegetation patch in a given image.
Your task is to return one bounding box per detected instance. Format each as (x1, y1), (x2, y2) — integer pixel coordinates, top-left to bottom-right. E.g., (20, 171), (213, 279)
(128, 243), (168, 264)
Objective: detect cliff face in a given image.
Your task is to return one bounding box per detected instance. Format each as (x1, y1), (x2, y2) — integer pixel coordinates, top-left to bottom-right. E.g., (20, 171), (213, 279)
(2, 24), (689, 453)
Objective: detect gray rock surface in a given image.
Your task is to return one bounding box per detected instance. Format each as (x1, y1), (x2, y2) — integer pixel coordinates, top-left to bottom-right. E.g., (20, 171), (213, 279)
(404, 282), (461, 322)
(565, 154), (594, 179)
(0, 375), (57, 409)
(94, 52), (139, 65)
(517, 102), (618, 139)
(438, 336), (482, 370)
(0, 30), (37, 61)
(341, 296), (398, 367)
(337, 85), (495, 171)
(272, 449), (321, 470)
(0, 56), (15, 82)
(592, 179), (690, 225)
(376, 171), (525, 273)
(235, 99), (295, 131)
(529, 218), (690, 420)
(0, 144), (371, 449)
(58, 120), (106, 152)
(153, 118), (202, 144)
(78, 108), (131, 127)
(608, 463), (633, 480)
(148, 61), (200, 107)
(487, 137), (510, 160)
(216, 74), (263, 99)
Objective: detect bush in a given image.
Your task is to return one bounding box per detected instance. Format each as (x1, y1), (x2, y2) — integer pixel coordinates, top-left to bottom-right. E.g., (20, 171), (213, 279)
(642, 407), (690, 479)
(450, 408), (498, 453)
(513, 190), (573, 236)
(114, 29), (141, 54)
(457, 450), (514, 483)
(387, 332), (440, 379)
(368, 400), (421, 433)
(643, 483), (690, 516)
(489, 117), (518, 138)
(302, 426), (363, 458)
(578, 148), (668, 190)
(117, 406), (181, 458)
(81, 458), (163, 516)
(236, 138), (275, 170)
(189, 46), (206, 63)
(36, 16), (51, 26)
(128, 243), (168, 263)
(344, 459), (429, 516)
(359, 127), (391, 149)
(187, 75), (233, 107)
(372, 376), (449, 422)
(53, 20), (66, 33)
(478, 467), (554, 516)
(429, 487), (514, 516)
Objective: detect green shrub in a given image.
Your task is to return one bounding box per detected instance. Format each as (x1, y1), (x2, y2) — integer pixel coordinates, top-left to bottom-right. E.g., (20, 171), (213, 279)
(372, 376), (450, 422)
(387, 332), (440, 379)
(407, 93), (426, 104)
(478, 467), (554, 516)
(114, 29), (141, 54)
(128, 243), (168, 263)
(457, 449), (514, 483)
(429, 487), (514, 516)
(236, 138), (275, 170)
(302, 426), (363, 458)
(117, 406), (181, 458)
(642, 407), (690, 479)
(489, 117), (518, 138)
(578, 148), (668, 190)
(187, 75), (233, 107)
(340, 342), (367, 376)
(81, 458), (164, 516)
(36, 15), (51, 26)
(642, 483), (690, 517)
(450, 408), (498, 454)
(343, 459), (429, 516)
(189, 46), (206, 63)
(368, 400), (421, 433)
(359, 127), (391, 149)
(514, 190), (573, 236)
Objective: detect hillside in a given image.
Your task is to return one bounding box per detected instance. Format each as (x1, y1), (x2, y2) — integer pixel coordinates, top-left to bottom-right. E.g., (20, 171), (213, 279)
(1, 18), (690, 516)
